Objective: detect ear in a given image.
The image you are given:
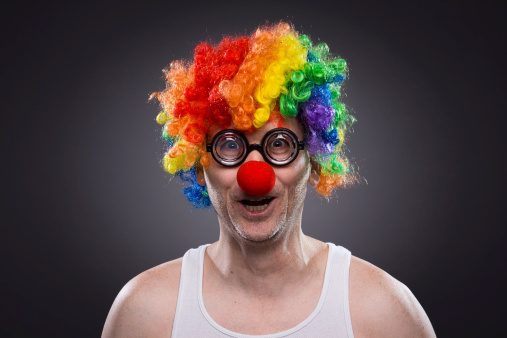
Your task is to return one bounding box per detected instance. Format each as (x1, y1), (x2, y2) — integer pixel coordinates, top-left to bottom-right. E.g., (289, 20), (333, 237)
(308, 159), (321, 187)
(195, 165), (206, 186)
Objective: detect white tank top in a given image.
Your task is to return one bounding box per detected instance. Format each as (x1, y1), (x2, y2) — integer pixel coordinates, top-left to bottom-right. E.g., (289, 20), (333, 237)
(172, 243), (354, 337)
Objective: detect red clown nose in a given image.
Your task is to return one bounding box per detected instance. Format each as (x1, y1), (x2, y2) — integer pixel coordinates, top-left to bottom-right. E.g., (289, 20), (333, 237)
(237, 161), (276, 196)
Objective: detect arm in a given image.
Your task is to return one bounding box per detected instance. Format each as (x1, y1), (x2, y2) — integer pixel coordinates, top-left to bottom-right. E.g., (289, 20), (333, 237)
(102, 258), (182, 338)
(349, 257), (436, 337)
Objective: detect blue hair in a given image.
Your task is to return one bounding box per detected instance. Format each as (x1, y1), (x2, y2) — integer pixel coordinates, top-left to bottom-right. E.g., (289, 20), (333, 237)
(175, 168), (211, 208)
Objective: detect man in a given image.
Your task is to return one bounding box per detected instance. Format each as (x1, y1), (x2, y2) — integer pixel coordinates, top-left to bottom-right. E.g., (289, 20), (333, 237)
(103, 23), (436, 337)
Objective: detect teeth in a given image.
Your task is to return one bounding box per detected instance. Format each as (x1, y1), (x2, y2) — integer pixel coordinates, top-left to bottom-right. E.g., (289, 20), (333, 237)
(245, 203), (269, 212)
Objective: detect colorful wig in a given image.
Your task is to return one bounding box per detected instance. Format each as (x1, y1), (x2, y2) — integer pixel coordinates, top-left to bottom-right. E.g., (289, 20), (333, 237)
(151, 22), (356, 208)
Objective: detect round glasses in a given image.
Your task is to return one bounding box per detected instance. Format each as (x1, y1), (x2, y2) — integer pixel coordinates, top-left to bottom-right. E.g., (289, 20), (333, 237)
(206, 128), (305, 167)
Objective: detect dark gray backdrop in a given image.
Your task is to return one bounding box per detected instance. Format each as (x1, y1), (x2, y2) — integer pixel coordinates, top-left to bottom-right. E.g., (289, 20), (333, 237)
(2, 0), (505, 336)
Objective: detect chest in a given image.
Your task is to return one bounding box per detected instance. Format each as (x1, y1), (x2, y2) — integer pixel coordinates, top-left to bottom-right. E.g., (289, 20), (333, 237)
(202, 279), (323, 335)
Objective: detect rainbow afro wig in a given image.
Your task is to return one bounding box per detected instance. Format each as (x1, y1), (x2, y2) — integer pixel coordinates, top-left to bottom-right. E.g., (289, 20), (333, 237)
(152, 22), (356, 208)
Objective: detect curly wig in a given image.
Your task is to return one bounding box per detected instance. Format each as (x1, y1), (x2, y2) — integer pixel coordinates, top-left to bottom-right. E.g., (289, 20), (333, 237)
(151, 22), (356, 208)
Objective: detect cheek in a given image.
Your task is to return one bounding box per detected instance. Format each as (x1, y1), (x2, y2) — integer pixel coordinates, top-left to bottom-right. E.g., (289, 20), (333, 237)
(204, 163), (238, 192)
(276, 152), (311, 189)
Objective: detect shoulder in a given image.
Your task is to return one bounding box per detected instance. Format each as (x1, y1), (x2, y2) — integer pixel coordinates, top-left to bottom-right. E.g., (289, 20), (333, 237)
(102, 257), (183, 338)
(348, 256), (436, 337)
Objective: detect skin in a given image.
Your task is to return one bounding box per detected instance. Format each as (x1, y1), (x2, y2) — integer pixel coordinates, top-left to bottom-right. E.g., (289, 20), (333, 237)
(102, 118), (436, 337)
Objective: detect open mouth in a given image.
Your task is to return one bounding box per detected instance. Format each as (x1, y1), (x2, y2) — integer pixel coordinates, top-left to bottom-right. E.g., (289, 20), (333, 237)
(240, 197), (275, 212)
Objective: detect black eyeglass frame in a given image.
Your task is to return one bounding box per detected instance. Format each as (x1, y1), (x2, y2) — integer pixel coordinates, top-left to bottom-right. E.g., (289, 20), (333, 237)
(206, 128), (305, 167)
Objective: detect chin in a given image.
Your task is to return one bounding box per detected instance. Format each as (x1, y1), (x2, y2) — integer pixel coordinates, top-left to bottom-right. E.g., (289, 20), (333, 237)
(231, 218), (286, 243)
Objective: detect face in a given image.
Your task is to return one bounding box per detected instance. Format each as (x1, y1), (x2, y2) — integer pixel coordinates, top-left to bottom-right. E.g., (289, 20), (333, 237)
(198, 117), (318, 243)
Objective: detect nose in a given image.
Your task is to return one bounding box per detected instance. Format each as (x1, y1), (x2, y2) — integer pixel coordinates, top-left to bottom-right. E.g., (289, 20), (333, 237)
(237, 161), (276, 196)
(244, 144), (264, 162)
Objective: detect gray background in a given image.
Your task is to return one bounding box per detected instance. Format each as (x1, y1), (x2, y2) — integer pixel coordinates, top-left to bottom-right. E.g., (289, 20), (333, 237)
(2, 0), (505, 336)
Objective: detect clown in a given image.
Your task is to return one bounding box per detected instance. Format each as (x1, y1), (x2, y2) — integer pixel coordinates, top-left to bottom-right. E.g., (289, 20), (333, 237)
(103, 22), (435, 337)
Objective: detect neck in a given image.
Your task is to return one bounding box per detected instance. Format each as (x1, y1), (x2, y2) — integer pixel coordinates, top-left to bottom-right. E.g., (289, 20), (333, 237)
(206, 225), (326, 297)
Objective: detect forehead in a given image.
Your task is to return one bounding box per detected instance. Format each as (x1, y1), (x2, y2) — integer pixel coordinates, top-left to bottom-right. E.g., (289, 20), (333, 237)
(208, 116), (304, 141)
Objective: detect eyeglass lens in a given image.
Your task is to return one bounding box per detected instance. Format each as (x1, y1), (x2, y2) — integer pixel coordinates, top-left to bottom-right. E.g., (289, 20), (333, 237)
(215, 133), (246, 163)
(264, 132), (296, 162)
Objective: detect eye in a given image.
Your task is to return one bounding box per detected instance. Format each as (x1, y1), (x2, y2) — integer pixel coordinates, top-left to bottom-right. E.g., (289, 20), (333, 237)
(271, 138), (290, 151)
(223, 140), (239, 150)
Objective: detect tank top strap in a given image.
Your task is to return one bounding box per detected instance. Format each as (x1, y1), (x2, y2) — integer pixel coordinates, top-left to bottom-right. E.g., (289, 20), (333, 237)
(172, 244), (212, 337)
(319, 242), (354, 337)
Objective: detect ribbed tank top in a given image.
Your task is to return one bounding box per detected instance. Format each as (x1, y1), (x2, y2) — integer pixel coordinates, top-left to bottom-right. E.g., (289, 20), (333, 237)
(172, 243), (354, 337)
